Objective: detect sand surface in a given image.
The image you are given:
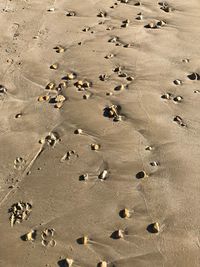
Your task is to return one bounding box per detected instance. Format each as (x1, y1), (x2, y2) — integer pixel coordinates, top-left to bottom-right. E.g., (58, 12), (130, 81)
(0, 0), (200, 266)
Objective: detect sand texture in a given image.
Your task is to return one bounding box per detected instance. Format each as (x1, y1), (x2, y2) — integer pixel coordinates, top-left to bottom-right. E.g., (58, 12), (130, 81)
(0, 0), (200, 266)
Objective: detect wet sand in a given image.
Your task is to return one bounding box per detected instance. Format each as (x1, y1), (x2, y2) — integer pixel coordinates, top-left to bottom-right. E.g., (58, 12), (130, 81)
(0, 0), (200, 266)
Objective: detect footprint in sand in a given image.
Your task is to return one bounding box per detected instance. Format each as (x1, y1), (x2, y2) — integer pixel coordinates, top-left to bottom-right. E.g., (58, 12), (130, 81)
(99, 74), (109, 81)
(66, 11), (76, 17)
(41, 228), (56, 247)
(158, 2), (174, 13)
(9, 201), (32, 227)
(14, 157), (26, 170)
(44, 132), (60, 147)
(60, 150), (78, 163)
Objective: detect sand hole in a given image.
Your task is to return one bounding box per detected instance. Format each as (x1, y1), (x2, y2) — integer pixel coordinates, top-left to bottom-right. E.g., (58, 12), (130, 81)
(136, 170), (148, 179)
(187, 72), (200, 80)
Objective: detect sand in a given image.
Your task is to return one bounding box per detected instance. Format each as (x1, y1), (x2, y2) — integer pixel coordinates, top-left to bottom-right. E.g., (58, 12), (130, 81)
(0, 0), (200, 266)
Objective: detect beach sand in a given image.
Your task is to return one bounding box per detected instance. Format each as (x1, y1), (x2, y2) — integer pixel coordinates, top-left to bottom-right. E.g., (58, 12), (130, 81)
(0, 0), (200, 266)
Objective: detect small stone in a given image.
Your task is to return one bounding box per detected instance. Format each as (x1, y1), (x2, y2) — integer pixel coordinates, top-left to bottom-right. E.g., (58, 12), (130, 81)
(148, 22), (155, 29)
(106, 92), (113, 96)
(78, 236), (89, 245)
(59, 81), (68, 89)
(22, 230), (36, 241)
(173, 116), (186, 127)
(15, 113), (22, 118)
(55, 94), (66, 103)
(105, 54), (114, 59)
(147, 222), (160, 233)
(161, 93), (172, 100)
(157, 20), (166, 27)
(99, 74), (109, 81)
(111, 229), (124, 239)
(127, 76), (134, 81)
(82, 27), (90, 32)
(119, 208), (131, 218)
(136, 14), (143, 20)
(150, 161), (159, 166)
(108, 37), (118, 43)
(54, 45), (65, 53)
(54, 102), (64, 109)
(66, 11), (76, 16)
(66, 259), (74, 267)
(113, 66), (121, 72)
(145, 146), (153, 151)
(173, 79), (182, 85)
(66, 72), (76, 80)
(97, 11), (107, 17)
(74, 128), (83, 134)
(47, 7), (55, 12)
(38, 95), (50, 102)
(50, 63), (58, 70)
(91, 144), (100, 151)
(79, 173), (89, 181)
(135, 1), (141, 6)
(46, 82), (56, 90)
(83, 94), (90, 99)
(173, 96), (183, 102)
(98, 261), (108, 267)
(98, 170), (108, 180)
(124, 44), (131, 48)
(182, 58), (189, 63)
(113, 115), (122, 122)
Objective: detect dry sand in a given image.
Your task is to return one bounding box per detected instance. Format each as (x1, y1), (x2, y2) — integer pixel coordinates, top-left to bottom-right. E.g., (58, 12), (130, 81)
(0, 0), (200, 266)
